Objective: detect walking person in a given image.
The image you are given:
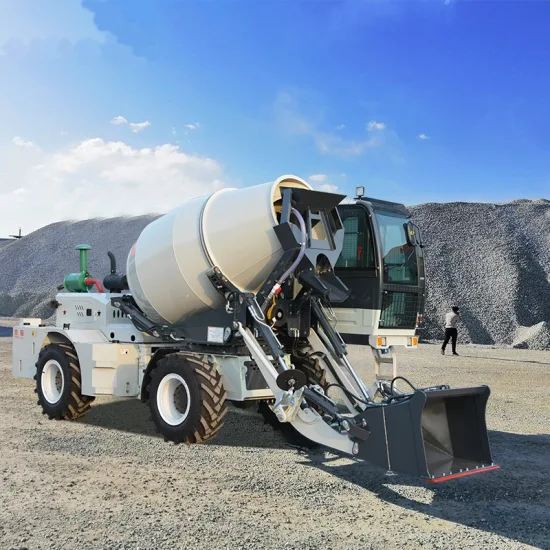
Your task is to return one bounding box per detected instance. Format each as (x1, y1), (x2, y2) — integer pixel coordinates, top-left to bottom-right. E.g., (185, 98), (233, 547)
(441, 306), (460, 356)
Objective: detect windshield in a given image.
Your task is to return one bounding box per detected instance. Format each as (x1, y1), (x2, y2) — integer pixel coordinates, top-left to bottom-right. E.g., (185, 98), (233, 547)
(375, 211), (418, 285)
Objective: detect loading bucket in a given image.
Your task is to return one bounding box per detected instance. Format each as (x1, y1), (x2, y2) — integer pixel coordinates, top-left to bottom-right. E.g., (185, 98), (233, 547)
(355, 386), (500, 482)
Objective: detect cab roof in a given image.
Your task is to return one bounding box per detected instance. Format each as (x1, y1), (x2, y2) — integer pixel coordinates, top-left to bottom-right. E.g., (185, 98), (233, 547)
(356, 197), (411, 218)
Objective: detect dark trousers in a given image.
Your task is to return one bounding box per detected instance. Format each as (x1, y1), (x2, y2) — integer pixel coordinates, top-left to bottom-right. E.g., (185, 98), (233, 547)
(442, 328), (458, 353)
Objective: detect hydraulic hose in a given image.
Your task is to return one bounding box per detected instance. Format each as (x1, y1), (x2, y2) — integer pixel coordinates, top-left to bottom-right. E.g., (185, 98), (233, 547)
(262, 207), (307, 310)
(325, 383), (371, 406)
(390, 376), (416, 394)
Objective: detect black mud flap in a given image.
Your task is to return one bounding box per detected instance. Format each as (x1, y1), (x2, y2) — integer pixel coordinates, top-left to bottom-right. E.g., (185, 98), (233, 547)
(354, 386), (500, 482)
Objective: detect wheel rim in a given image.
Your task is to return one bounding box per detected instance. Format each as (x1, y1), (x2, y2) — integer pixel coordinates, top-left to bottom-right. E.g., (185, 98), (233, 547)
(157, 373), (191, 426)
(41, 360), (65, 404)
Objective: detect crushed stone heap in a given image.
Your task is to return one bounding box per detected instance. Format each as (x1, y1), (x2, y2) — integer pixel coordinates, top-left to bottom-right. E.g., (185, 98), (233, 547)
(1, 199), (549, 349)
(409, 198), (550, 350)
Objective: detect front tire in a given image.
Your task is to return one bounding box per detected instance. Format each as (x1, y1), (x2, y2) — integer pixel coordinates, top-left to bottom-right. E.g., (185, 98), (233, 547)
(34, 343), (94, 420)
(292, 352), (329, 391)
(148, 353), (228, 444)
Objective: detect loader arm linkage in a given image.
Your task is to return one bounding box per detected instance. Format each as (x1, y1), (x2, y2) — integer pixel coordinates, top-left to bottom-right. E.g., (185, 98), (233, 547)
(244, 289), (498, 481)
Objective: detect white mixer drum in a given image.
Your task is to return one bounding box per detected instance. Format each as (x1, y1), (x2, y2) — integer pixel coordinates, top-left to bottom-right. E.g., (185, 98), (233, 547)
(126, 175), (312, 324)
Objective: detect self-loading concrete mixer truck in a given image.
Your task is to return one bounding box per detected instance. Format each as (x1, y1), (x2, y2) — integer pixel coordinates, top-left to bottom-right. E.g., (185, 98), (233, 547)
(12, 176), (499, 482)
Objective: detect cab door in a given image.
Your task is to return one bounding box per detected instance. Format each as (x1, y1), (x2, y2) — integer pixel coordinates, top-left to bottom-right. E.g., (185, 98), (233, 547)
(333, 204), (381, 344)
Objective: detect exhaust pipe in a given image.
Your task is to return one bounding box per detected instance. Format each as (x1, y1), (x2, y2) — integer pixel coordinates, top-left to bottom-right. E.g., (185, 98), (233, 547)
(354, 385), (500, 481)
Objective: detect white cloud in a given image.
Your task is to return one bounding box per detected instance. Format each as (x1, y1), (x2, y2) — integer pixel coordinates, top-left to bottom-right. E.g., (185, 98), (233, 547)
(0, 137), (227, 235)
(367, 121), (386, 131)
(129, 120), (151, 133)
(111, 116), (128, 125)
(185, 123), (200, 131)
(110, 116), (151, 133)
(417, 133), (430, 140)
(0, 0), (107, 55)
(307, 174), (346, 195)
(308, 174), (328, 182)
(172, 127), (177, 135)
(318, 183), (339, 193)
(317, 135), (377, 156)
(12, 136), (40, 150)
(274, 93), (384, 157)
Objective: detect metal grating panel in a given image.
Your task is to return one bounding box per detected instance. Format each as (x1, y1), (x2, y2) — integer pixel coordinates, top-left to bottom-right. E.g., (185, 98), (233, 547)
(379, 290), (421, 329)
(339, 217), (358, 266)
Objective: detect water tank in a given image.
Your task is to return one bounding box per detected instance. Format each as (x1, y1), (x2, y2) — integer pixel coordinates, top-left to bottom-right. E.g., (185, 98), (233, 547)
(126, 175), (312, 325)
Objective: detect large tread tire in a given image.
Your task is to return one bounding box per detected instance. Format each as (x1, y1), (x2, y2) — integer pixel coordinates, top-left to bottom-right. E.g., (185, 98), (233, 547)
(292, 353), (329, 391)
(148, 353), (228, 445)
(34, 343), (95, 420)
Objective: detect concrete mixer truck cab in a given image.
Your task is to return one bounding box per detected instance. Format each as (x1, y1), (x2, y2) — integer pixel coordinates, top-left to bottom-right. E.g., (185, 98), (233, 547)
(11, 176), (499, 484)
(333, 187), (425, 377)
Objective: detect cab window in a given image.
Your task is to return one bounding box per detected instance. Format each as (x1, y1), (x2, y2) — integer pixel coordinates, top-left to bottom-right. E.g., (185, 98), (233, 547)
(375, 211), (418, 285)
(335, 206), (375, 269)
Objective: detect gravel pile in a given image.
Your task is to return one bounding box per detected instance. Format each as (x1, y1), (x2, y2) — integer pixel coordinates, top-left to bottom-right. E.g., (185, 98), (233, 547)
(0, 239), (15, 249)
(0, 215), (159, 319)
(409, 198), (550, 349)
(1, 199), (549, 349)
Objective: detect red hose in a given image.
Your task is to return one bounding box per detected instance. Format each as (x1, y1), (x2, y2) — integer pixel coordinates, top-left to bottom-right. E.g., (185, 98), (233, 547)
(85, 278), (104, 293)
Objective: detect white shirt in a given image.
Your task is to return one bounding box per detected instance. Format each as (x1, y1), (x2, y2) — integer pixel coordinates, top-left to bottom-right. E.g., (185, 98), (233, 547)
(445, 312), (459, 329)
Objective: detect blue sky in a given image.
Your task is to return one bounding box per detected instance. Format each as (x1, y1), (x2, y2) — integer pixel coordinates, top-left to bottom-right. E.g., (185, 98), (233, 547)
(0, 0), (549, 235)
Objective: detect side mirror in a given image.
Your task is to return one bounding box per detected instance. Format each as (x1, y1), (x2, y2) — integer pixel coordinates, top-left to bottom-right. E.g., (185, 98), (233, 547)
(407, 222), (424, 248)
(405, 222), (415, 247)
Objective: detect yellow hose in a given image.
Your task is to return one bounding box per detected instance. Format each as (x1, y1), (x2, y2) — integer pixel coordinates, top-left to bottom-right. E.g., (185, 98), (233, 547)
(266, 296), (277, 321)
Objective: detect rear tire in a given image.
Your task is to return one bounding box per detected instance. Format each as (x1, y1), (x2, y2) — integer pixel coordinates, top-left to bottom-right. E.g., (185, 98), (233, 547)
(34, 343), (94, 420)
(148, 353), (228, 444)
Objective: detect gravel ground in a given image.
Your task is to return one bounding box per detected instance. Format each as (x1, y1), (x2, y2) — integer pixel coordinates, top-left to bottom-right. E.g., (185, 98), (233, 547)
(2, 198), (550, 349)
(1, 337), (549, 550)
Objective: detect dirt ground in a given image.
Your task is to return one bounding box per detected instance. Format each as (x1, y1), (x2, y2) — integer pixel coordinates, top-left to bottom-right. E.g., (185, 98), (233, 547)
(1, 331), (549, 550)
